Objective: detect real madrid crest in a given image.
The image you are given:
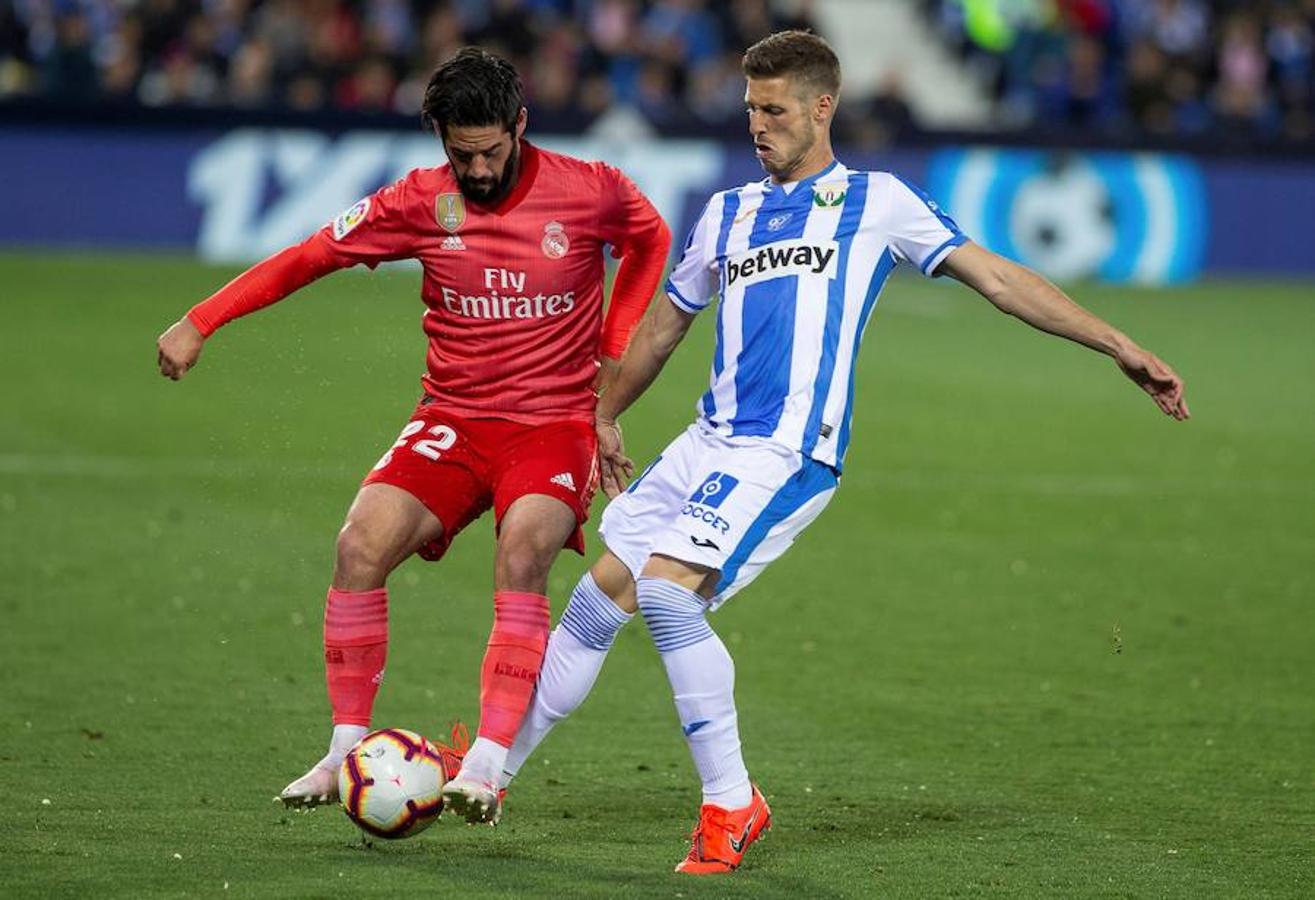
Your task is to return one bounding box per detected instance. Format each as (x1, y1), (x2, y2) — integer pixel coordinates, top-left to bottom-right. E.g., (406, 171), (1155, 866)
(541, 221), (569, 259)
(436, 193), (466, 233)
(812, 182), (848, 208)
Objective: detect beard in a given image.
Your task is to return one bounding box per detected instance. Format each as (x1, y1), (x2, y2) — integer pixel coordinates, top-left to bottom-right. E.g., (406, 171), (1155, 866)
(457, 142), (520, 204)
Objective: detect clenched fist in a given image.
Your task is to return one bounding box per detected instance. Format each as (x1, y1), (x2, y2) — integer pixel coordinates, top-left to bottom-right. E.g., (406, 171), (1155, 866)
(157, 317), (205, 381)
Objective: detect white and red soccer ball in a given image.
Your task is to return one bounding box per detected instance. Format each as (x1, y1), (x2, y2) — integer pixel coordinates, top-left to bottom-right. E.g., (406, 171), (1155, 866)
(338, 729), (447, 839)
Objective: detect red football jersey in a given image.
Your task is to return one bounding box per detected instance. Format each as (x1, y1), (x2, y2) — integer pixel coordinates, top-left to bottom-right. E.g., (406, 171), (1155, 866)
(319, 142), (665, 425)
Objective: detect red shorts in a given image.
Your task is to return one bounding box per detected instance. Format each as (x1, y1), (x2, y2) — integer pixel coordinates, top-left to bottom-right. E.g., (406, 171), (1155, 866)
(363, 399), (599, 562)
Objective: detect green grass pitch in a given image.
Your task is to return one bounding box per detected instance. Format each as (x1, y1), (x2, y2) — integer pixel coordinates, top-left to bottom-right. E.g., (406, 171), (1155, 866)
(1, 251), (1312, 898)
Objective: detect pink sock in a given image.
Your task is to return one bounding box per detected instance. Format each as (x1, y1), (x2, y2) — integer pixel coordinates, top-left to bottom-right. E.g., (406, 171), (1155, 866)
(323, 587), (388, 727)
(477, 591), (550, 746)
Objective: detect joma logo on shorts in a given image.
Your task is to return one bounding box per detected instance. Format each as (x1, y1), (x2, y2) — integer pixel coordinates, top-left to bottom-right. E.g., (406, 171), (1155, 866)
(725, 239), (839, 289)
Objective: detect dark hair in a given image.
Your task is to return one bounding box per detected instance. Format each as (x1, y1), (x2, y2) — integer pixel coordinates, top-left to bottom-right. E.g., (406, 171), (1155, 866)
(742, 30), (841, 98)
(421, 47), (524, 137)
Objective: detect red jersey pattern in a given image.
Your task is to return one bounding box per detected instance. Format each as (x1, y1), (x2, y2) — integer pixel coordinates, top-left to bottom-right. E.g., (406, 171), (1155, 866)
(319, 142), (667, 425)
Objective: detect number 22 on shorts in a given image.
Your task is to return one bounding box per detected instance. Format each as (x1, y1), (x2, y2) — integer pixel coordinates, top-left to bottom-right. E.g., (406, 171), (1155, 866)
(373, 420), (458, 470)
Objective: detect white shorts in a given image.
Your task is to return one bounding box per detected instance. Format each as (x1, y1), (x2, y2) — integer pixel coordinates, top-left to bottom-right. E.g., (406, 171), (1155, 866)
(599, 421), (839, 608)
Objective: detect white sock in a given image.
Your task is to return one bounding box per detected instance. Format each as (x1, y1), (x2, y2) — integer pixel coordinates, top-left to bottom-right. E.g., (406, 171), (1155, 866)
(637, 577), (752, 810)
(317, 723), (368, 771)
(500, 573), (633, 788)
(458, 737), (508, 786)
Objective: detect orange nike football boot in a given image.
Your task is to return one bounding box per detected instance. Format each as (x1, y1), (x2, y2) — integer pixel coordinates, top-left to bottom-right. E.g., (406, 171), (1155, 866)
(675, 784), (772, 874)
(432, 721), (509, 824)
(432, 721), (470, 783)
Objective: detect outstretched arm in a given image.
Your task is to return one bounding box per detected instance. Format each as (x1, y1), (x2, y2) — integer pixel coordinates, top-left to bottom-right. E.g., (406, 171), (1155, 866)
(594, 296), (697, 496)
(939, 242), (1190, 421)
(157, 234), (345, 380)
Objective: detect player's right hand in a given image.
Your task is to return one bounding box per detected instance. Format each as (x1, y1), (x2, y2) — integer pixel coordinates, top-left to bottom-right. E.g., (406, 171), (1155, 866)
(157, 317), (205, 380)
(1114, 345), (1190, 421)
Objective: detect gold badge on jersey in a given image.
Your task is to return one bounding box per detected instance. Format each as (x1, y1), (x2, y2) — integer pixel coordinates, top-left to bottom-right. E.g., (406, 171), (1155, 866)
(436, 193), (466, 232)
(541, 221), (570, 259)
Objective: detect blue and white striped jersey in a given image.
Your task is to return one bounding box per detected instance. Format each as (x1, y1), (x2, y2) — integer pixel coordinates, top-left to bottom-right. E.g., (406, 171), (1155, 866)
(665, 161), (968, 471)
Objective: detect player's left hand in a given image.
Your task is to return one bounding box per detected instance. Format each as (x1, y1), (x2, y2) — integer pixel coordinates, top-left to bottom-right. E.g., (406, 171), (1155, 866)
(595, 417), (633, 498)
(1115, 346), (1190, 421)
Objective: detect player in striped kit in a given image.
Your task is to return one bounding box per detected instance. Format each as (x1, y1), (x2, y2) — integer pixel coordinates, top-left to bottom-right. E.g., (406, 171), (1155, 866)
(498, 31), (1190, 873)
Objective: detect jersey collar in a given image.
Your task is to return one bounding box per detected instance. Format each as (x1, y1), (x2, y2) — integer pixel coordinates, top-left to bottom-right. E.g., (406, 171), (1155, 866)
(762, 158), (844, 197)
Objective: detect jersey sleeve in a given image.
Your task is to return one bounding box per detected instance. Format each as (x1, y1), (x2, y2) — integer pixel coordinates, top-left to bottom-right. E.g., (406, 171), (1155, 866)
(185, 234), (345, 336)
(885, 175), (968, 277)
(317, 175), (420, 267)
(595, 163), (667, 252)
(594, 164), (672, 359)
(664, 198), (718, 313)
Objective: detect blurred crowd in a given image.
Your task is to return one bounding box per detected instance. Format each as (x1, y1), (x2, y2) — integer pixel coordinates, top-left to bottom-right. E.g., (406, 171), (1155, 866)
(6, 0), (1313, 145)
(0, 0), (818, 127)
(927, 0), (1315, 142)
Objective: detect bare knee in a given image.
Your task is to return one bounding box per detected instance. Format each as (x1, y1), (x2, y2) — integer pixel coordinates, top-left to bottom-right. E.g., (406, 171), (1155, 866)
(495, 495), (577, 593)
(331, 484), (443, 591)
(494, 529), (557, 593)
(641, 554), (719, 599)
(591, 551), (638, 614)
(333, 521), (397, 591)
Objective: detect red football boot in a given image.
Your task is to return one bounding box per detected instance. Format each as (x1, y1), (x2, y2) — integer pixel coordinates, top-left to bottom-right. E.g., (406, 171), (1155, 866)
(675, 784), (772, 874)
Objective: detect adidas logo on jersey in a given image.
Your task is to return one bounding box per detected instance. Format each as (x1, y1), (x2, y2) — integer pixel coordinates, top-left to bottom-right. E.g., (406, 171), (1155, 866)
(441, 235), (466, 251)
(550, 472), (576, 491)
(725, 239), (839, 289)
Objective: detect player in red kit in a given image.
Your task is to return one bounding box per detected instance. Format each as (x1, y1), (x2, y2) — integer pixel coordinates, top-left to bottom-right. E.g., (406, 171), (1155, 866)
(155, 48), (671, 823)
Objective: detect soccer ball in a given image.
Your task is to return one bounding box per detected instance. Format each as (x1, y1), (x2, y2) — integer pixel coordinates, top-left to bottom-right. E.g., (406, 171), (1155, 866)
(338, 729), (446, 839)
